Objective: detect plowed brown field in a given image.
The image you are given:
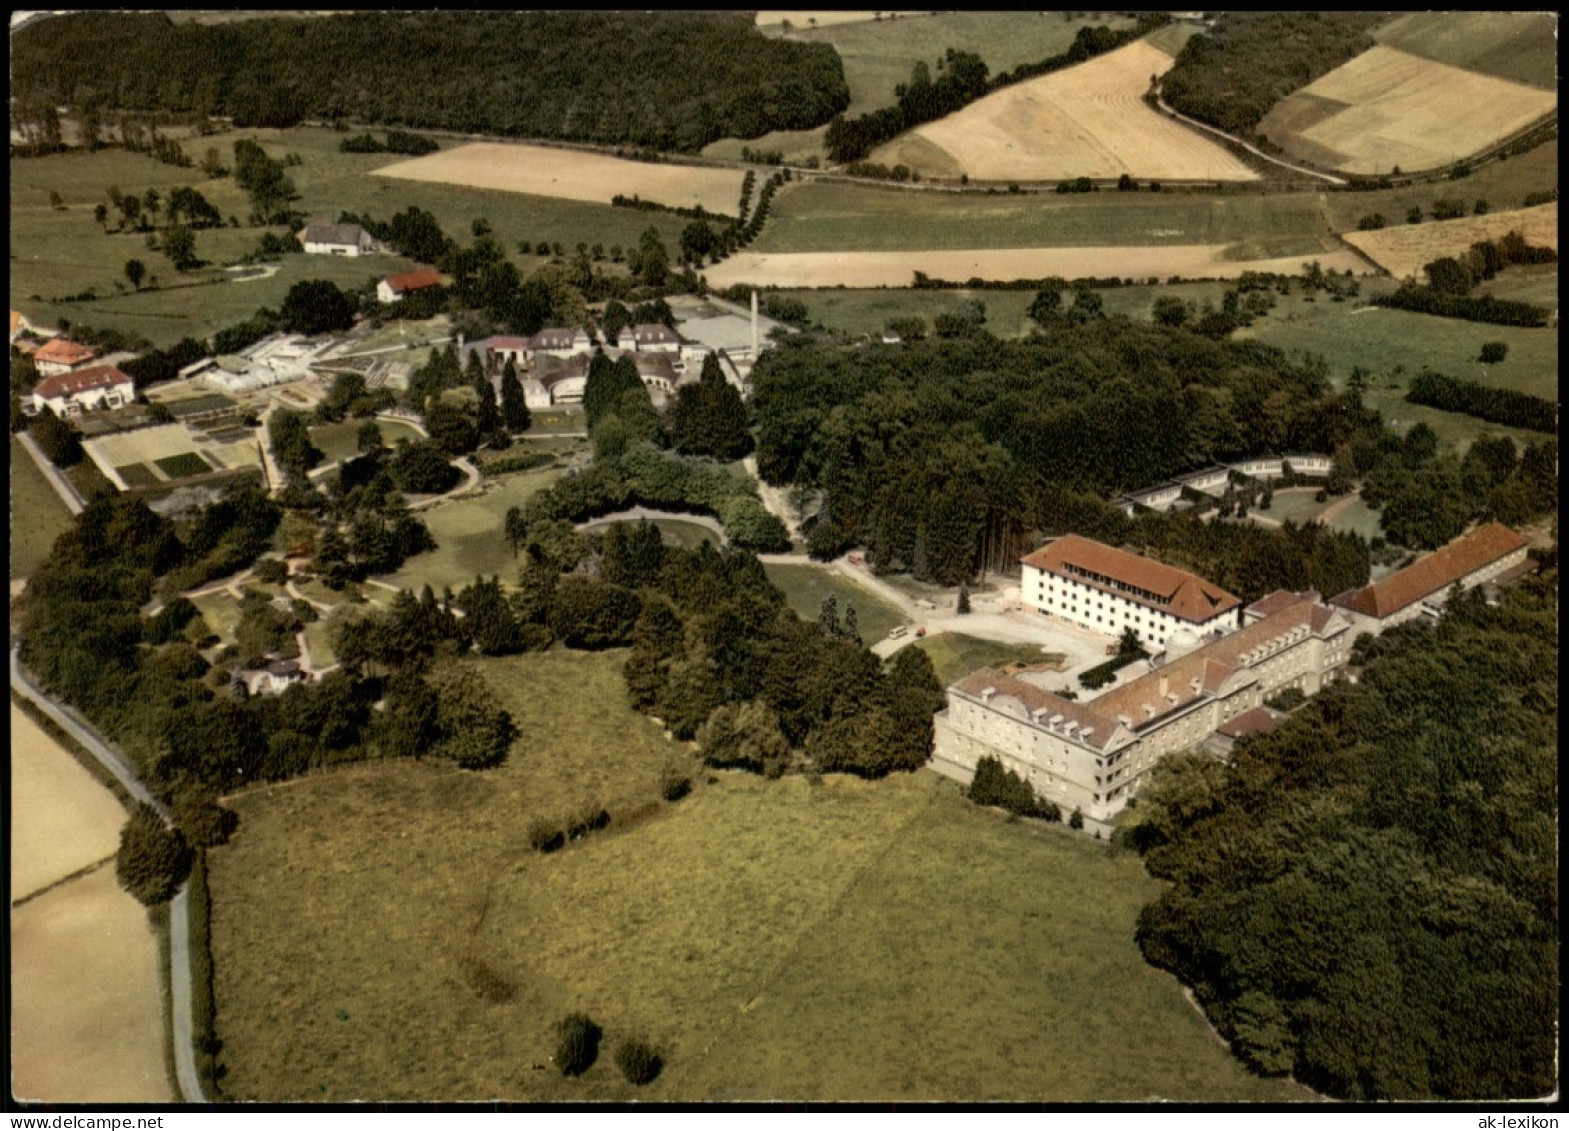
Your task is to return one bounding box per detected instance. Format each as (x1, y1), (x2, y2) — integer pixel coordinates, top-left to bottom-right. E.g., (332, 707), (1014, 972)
(1342, 203), (1558, 280)
(875, 40), (1258, 183)
(376, 143), (746, 216)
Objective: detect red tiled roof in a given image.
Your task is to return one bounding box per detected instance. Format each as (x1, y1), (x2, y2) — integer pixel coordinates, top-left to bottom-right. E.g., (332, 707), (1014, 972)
(383, 268), (441, 294)
(1330, 523), (1528, 619)
(33, 364), (133, 400)
(1246, 589), (1319, 619)
(1217, 706), (1288, 740)
(34, 338), (99, 366)
(1021, 534), (1241, 624)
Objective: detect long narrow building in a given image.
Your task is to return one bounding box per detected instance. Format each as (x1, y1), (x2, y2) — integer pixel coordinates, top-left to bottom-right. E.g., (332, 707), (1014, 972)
(1329, 522), (1531, 633)
(1020, 534), (1241, 648)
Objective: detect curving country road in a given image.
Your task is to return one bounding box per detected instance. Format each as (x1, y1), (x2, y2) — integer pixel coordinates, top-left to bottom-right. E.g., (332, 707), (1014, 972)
(10, 646), (209, 1104)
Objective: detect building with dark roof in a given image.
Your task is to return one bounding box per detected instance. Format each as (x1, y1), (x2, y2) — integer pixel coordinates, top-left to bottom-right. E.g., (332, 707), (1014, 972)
(1330, 523), (1530, 632)
(1020, 534), (1241, 648)
(298, 223), (374, 256)
(932, 590), (1352, 821)
(28, 364), (135, 416)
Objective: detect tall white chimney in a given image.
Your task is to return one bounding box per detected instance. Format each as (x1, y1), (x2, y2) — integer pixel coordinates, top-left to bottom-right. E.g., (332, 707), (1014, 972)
(751, 289), (759, 357)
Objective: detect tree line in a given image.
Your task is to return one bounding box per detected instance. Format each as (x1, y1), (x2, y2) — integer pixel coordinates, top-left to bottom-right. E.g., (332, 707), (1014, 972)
(1160, 12), (1389, 141)
(1405, 369), (1555, 434)
(12, 11), (849, 153)
(1123, 571), (1558, 1099)
(751, 316), (1372, 585)
(824, 16), (1170, 164)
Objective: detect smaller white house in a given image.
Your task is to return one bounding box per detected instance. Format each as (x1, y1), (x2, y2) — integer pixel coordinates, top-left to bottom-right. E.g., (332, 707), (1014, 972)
(1173, 466), (1232, 497)
(376, 268), (442, 305)
(32, 337), (100, 377)
(298, 223), (374, 256)
(618, 323), (680, 354)
(29, 364), (135, 416)
(232, 658), (308, 697)
(487, 336), (532, 368)
(529, 327), (590, 360)
(1114, 482), (1183, 516)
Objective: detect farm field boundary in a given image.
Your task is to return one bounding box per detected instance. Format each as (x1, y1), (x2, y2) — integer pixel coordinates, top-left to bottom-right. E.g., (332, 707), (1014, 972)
(1341, 203), (1558, 280)
(879, 40), (1257, 184)
(375, 142), (746, 215)
(706, 245), (1370, 289)
(1258, 46), (1557, 177)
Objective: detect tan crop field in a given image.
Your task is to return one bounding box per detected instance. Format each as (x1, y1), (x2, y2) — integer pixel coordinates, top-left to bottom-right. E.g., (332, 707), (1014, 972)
(376, 143), (746, 216)
(10, 865), (172, 1103)
(1258, 46), (1558, 176)
(11, 703), (128, 900)
(877, 40), (1258, 183)
(706, 245), (1369, 289)
(1342, 203), (1559, 281)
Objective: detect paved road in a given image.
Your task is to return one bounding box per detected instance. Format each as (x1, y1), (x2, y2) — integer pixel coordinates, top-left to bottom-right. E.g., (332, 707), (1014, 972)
(16, 430), (86, 516)
(10, 646), (208, 1104)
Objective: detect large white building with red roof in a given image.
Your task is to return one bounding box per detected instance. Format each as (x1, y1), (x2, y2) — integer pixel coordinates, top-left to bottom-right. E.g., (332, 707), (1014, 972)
(1329, 522), (1531, 633)
(1020, 534), (1242, 648)
(933, 589), (1354, 821)
(28, 364), (135, 416)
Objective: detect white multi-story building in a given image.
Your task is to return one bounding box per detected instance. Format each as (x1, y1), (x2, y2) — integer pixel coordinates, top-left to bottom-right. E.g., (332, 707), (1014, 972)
(1330, 522), (1531, 633)
(1020, 534), (1241, 649)
(932, 590), (1352, 821)
(28, 364), (135, 416)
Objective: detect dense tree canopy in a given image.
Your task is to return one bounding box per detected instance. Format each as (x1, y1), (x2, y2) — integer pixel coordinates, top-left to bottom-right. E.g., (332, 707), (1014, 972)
(14, 11), (849, 152)
(1125, 573), (1558, 1099)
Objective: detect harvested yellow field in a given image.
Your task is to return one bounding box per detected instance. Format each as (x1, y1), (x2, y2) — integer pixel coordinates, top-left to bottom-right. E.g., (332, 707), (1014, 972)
(1342, 203), (1558, 280)
(1259, 46), (1557, 175)
(11, 703), (126, 900)
(706, 245), (1369, 289)
(876, 40), (1258, 183)
(376, 142), (746, 216)
(11, 865), (172, 1103)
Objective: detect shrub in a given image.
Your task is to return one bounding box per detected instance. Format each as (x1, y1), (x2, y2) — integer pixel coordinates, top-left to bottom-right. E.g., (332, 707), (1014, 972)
(969, 756), (1060, 821)
(172, 787), (238, 847)
(1068, 807), (1084, 830)
(527, 817), (565, 854)
(1479, 342), (1508, 364)
(116, 803), (191, 905)
(458, 951), (517, 1003)
(252, 557), (288, 585)
(660, 765), (692, 802)
(1265, 687), (1306, 712)
(555, 1013), (602, 1077)
(615, 1038), (663, 1086)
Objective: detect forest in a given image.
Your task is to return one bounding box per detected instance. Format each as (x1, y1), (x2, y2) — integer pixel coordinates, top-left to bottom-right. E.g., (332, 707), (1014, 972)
(1160, 12), (1388, 139)
(1125, 570), (1558, 1100)
(751, 317), (1376, 586)
(10, 12), (849, 152)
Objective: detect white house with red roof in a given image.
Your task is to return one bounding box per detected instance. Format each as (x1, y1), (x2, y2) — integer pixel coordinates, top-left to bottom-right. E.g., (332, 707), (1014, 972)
(29, 364), (135, 416)
(32, 337), (100, 377)
(1020, 534), (1242, 648)
(376, 267), (442, 305)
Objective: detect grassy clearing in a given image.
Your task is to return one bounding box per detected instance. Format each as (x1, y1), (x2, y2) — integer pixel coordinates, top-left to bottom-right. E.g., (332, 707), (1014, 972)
(526, 408), (588, 436)
(207, 648), (698, 1101)
(753, 180), (1338, 256)
(1320, 139), (1558, 232)
(309, 419), (423, 463)
(774, 287), (1039, 339)
(12, 127), (685, 347)
(915, 632), (1065, 688)
(208, 649), (1299, 1101)
(1372, 11), (1558, 90)
(378, 467), (566, 593)
(763, 563), (907, 642)
(1320, 496), (1384, 543)
(582, 517), (720, 552)
(189, 591), (242, 644)
(10, 436), (77, 579)
(1476, 267), (1557, 308)
(1237, 289), (1556, 453)
(1254, 488), (1338, 528)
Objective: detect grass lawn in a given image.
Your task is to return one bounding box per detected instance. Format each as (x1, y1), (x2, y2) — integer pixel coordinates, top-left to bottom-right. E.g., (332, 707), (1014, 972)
(525, 408), (587, 436)
(153, 452), (214, 479)
(915, 632), (1065, 688)
(753, 180), (1340, 257)
(1477, 267), (1557, 308)
(764, 563), (907, 642)
(1321, 496), (1384, 543)
(188, 592), (242, 645)
(12, 127), (684, 348)
(1319, 139), (1558, 232)
(1237, 289), (1556, 453)
(208, 690), (1303, 1103)
(1254, 488), (1336, 527)
(10, 437), (77, 579)
(309, 419), (423, 463)
(583, 517), (720, 552)
(378, 467), (566, 593)
(64, 458), (117, 501)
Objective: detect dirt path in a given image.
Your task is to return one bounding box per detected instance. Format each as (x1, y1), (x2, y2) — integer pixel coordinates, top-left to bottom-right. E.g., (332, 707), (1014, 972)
(742, 457), (802, 542)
